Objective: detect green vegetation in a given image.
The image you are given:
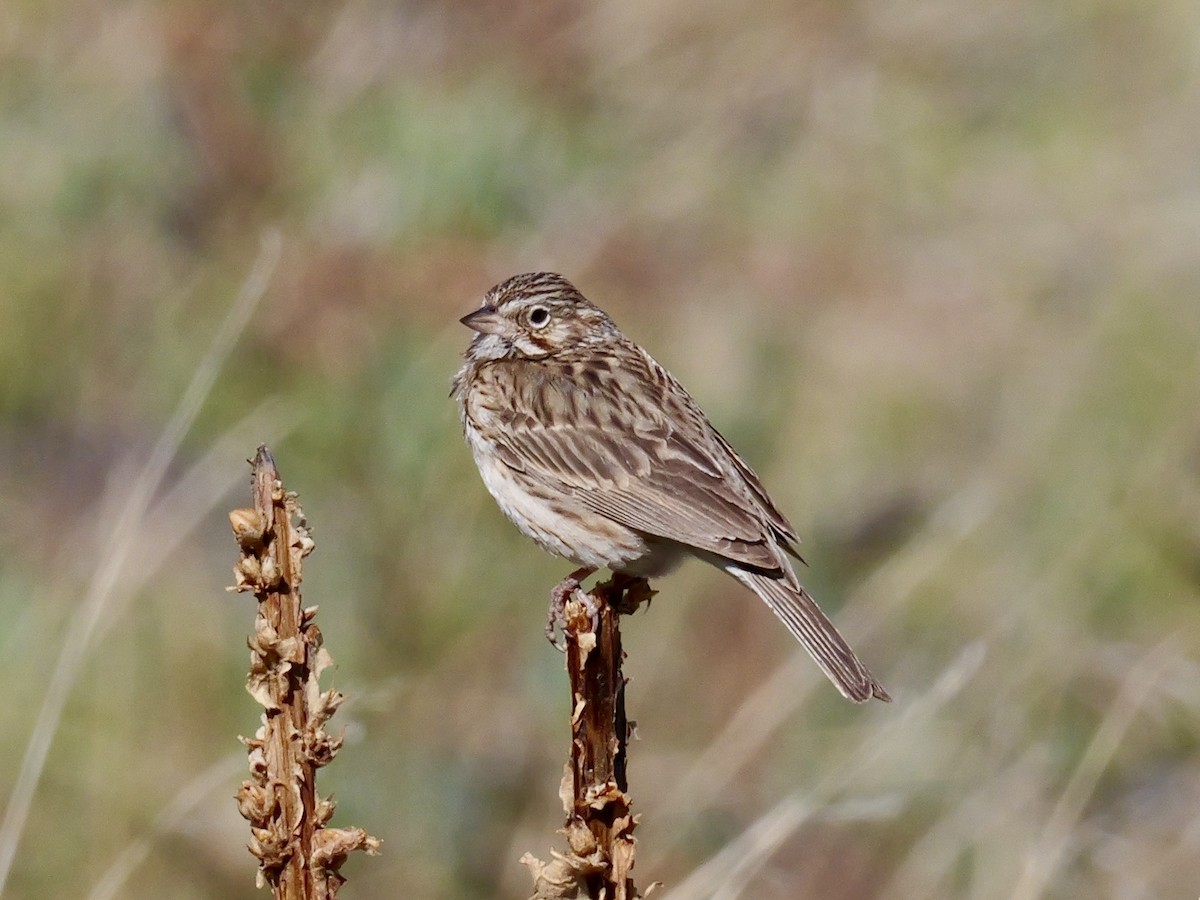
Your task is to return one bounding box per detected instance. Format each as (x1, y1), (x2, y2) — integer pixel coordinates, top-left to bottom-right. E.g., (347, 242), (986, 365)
(1, 2), (1198, 897)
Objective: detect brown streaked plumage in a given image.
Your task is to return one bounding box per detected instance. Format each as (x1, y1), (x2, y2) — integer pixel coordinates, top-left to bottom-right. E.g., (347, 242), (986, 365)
(452, 272), (889, 703)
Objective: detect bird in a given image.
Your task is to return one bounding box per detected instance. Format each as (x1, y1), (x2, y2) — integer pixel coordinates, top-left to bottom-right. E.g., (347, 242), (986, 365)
(451, 272), (889, 703)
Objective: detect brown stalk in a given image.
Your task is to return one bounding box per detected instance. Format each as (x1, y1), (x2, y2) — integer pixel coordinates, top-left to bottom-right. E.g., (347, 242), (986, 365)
(522, 577), (660, 899)
(228, 445), (379, 899)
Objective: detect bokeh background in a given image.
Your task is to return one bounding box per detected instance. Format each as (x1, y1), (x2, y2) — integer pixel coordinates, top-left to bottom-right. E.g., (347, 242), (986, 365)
(3, 1), (1200, 897)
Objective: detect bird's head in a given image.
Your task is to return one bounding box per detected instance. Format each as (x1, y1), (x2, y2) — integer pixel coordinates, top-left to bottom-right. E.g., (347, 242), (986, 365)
(460, 272), (619, 361)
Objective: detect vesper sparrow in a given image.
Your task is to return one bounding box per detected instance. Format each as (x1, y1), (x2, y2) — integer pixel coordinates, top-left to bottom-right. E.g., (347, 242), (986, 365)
(452, 273), (889, 703)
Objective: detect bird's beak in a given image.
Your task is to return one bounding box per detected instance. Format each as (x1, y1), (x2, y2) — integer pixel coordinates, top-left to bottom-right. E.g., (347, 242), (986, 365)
(459, 304), (506, 335)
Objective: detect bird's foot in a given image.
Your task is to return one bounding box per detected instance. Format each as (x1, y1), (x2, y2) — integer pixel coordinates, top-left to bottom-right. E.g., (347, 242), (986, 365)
(546, 566), (597, 650)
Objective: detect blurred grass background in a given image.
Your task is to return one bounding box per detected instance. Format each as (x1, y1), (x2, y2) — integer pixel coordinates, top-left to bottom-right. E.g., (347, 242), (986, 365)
(2, 1), (1199, 897)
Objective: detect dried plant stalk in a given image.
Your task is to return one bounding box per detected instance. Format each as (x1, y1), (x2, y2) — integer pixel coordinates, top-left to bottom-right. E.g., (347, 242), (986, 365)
(522, 577), (659, 899)
(229, 445), (379, 899)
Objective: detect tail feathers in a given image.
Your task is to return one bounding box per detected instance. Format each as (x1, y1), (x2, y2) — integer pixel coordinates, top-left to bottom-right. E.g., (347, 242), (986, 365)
(729, 567), (890, 703)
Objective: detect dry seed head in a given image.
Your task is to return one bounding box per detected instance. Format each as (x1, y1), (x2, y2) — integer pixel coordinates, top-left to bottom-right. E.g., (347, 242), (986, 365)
(229, 507), (268, 549)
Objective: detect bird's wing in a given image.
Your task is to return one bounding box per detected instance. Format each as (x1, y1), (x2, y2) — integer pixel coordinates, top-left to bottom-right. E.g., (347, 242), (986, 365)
(483, 352), (794, 571)
(710, 425), (802, 553)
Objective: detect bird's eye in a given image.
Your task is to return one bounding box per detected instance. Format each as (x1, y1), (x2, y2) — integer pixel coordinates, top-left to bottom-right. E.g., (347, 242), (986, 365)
(528, 306), (551, 328)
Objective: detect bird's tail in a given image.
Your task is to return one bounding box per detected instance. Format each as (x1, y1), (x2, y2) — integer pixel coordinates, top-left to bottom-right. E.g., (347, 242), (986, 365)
(727, 566), (890, 703)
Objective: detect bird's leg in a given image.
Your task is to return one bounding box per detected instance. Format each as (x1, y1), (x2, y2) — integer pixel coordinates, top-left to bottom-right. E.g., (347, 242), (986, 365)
(546, 566), (597, 649)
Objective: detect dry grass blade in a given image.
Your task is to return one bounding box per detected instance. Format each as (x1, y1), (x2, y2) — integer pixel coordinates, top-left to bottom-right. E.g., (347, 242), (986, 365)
(230, 446), (379, 899)
(1010, 641), (1176, 900)
(662, 643), (985, 900)
(0, 233), (281, 899)
(86, 753), (247, 900)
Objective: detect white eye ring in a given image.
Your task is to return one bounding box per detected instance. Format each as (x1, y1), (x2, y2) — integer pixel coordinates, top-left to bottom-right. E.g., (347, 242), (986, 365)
(528, 306), (551, 328)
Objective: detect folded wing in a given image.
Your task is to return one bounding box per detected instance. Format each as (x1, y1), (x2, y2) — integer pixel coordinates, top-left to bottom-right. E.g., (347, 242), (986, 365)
(486, 352), (796, 572)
